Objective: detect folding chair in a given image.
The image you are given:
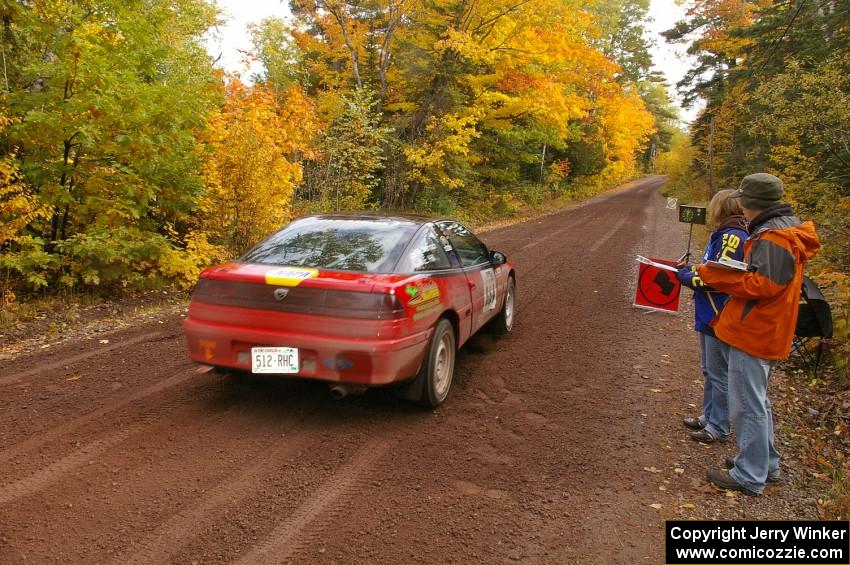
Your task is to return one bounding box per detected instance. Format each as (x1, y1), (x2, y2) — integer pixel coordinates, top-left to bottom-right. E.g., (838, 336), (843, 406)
(792, 276), (833, 376)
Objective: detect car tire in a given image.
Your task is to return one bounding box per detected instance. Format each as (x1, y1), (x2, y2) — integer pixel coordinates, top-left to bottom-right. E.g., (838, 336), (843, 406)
(401, 318), (456, 408)
(491, 276), (516, 335)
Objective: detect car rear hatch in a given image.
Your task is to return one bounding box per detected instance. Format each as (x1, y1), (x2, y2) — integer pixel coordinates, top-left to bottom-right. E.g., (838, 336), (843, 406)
(189, 263), (407, 334)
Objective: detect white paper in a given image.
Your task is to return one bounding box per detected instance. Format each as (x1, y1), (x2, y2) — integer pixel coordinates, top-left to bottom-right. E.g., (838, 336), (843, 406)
(635, 255), (679, 273)
(704, 258), (749, 271)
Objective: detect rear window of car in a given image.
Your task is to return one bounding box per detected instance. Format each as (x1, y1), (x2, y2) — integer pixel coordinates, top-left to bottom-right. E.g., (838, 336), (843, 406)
(240, 217), (419, 273)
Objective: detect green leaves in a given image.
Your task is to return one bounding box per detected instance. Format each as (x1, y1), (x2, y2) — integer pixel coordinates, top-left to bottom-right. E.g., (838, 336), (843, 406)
(1, 0), (219, 291)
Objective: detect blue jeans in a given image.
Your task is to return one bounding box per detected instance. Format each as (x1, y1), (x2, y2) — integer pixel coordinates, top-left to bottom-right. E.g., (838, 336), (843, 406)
(699, 332), (730, 439)
(719, 342), (781, 493)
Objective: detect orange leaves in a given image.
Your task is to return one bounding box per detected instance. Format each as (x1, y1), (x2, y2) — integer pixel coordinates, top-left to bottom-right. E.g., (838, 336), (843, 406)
(198, 79), (319, 254)
(495, 72), (544, 94)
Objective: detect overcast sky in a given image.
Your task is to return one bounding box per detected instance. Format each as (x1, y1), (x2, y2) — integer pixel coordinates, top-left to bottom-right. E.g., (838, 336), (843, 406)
(205, 0), (699, 122)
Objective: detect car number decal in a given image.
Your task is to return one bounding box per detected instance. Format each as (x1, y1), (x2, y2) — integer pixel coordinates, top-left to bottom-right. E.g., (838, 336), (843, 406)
(481, 268), (497, 311)
(264, 266), (319, 286)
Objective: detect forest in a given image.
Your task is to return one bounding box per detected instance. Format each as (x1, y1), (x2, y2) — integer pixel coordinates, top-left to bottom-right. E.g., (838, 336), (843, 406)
(657, 0), (848, 374)
(0, 0), (676, 296)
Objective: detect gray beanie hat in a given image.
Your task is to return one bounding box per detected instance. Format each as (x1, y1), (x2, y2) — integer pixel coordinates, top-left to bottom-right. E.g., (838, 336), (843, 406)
(730, 173), (784, 209)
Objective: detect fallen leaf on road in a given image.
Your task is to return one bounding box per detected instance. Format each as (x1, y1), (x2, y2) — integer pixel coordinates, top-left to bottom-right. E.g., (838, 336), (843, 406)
(99, 339), (110, 344)
(659, 485), (666, 491)
(66, 375), (81, 381)
(725, 490), (738, 498)
(643, 466), (662, 473)
(650, 388), (662, 393)
(649, 503), (662, 509)
(688, 403), (697, 408)
(674, 468), (685, 474)
(680, 503), (695, 509)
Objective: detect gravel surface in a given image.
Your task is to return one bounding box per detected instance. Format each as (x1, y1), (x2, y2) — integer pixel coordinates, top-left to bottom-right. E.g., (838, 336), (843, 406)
(0, 176), (825, 564)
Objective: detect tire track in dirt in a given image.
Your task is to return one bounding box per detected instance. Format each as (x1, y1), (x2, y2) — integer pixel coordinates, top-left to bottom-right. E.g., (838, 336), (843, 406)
(0, 364), (195, 467)
(232, 438), (393, 565)
(0, 330), (167, 386)
(588, 215), (629, 253)
(519, 215), (591, 251)
(113, 399), (323, 565)
(0, 427), (137, 506)
(510, 185), (647, 318)
(0, 375), (248, 506)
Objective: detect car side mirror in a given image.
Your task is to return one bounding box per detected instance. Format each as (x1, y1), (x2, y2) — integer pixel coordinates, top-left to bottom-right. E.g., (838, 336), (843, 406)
(490, 250), (507, 265)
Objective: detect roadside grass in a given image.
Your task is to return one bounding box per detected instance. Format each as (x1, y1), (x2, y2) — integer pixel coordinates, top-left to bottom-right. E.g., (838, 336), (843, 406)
(1, 291), (90, 336)
(0, 288), (187, 359)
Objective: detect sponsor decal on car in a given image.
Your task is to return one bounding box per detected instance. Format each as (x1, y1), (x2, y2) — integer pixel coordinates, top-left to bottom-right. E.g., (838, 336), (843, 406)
(264, 266), (319, 287)
(405, 280), (443, 321)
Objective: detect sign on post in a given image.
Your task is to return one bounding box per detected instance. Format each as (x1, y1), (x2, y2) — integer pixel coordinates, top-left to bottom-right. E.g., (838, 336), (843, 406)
(634, 256), (681, 314)
(678, 205), (706, 225)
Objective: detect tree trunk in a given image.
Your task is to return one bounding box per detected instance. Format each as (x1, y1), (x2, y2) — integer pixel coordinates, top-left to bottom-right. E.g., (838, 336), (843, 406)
(327, 2), (363, 90)
(539, 144), (547, 185)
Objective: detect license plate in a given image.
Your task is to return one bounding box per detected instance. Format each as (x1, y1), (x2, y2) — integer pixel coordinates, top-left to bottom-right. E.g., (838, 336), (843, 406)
(251, 347), (299, 374)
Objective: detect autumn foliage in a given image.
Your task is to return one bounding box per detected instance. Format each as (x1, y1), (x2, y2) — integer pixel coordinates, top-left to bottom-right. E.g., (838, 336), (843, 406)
(1, 0), (669, 298)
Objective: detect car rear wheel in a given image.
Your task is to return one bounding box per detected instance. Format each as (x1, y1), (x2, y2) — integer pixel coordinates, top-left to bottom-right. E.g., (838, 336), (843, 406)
(491, 276), (516, 335)
(412, 318), (456, 408)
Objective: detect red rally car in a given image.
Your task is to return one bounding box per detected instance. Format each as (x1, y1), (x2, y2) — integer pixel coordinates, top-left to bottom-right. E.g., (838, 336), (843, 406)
(183, 214), (516, 407)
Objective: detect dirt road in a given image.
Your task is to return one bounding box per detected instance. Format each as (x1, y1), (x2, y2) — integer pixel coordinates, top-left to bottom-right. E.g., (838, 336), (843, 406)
(0, 177), (734, 563)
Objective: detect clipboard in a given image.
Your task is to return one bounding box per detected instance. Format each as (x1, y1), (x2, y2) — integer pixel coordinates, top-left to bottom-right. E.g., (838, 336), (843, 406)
(704, 258), (749, 271)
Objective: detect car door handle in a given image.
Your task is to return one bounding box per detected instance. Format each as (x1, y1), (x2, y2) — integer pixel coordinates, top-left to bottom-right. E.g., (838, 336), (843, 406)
(468, 280), (476, 289)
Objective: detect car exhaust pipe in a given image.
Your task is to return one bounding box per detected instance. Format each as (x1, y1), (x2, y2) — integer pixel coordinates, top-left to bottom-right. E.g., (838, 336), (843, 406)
(329, 384), (366, 399)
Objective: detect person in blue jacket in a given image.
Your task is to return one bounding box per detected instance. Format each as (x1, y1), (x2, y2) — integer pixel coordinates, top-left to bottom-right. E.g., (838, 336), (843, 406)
(677, 189), (748, 443)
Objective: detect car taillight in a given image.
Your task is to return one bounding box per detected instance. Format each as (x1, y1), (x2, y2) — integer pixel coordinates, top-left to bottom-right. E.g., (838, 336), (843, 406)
(317, 289), (406, 319)
(379, 293), (406, 320)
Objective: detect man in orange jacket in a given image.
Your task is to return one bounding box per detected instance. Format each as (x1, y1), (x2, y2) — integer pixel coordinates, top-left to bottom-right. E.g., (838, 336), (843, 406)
(694, 173), (820, 495)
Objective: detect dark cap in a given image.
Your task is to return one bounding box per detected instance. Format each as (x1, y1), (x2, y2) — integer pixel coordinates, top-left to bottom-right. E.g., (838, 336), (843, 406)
(730, 173), (784, 209)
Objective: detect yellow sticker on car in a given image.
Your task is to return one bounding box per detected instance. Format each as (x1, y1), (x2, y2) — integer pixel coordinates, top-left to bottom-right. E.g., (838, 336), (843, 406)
(264, 266), (319, 286)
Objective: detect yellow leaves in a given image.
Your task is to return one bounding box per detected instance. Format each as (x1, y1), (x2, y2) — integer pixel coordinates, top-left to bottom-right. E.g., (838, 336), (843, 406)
(435, 28), (493, 65)
(404, 112), (482, 189)
(592, 89), (655, 181)
(198, 80), (318, 254)
(0, 112), (50, 247)
(156, 230), (227, 289)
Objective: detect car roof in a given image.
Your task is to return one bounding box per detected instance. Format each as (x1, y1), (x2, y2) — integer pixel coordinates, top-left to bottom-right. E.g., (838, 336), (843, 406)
(298, 212), (438, 226)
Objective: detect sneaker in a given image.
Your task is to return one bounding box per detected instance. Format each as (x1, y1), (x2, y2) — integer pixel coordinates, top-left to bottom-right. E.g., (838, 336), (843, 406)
(706, 468), (759, 496)
(725, 457), (781, 484)
(690, 429), (727, 443)
(683, 416), (704, 430)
